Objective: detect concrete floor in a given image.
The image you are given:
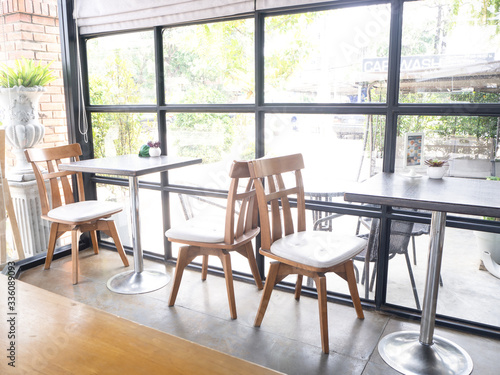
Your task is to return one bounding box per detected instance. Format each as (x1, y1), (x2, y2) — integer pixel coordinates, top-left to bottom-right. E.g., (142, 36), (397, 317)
(19, 248), (500, 375)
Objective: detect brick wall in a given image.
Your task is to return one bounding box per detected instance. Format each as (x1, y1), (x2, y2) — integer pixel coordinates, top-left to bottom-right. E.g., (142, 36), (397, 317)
(1, 0), (67, 169)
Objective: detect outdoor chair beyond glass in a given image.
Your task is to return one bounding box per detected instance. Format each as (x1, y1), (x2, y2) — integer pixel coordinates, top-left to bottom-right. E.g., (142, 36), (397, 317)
(25, 144), (129, 285)
(248, 153), (366, 354)
(165, 161), (263, 319)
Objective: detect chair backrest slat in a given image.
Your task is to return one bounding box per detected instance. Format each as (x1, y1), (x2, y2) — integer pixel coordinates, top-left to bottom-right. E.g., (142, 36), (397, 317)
(25, 144), (85, 216)
(224, 161), (259, 245)
(249, 153), (306, 250)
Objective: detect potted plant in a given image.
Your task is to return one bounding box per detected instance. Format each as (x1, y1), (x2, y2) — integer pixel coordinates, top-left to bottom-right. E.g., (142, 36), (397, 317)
(138, 140), (161, 157)
(424, 158), (447, 179)
(474, 176), (500, 278)
(0, 58), (56, 179)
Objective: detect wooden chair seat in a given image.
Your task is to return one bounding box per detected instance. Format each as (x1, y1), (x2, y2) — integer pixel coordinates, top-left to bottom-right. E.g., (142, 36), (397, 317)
(25, 143), (129, 285)
(270, 231), (366, 269)
(166, 161), (263, 319)
(47, 200), (122, 223)
(248, 153), (366, 354)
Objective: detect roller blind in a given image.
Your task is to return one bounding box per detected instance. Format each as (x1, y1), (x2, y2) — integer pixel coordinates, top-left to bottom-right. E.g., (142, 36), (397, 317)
(73, 0), (255, 35)
(73, 0), (337, 35)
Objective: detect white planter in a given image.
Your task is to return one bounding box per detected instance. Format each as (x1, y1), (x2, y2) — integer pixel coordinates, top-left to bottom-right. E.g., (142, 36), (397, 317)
(474, 230), (500, 279)
(0, 86), (46, 180)
(427, 166), (446, 179)
(149, 147), (161, 157)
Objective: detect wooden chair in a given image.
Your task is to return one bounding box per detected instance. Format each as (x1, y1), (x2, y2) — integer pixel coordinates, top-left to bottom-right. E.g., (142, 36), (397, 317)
(25, 144), (129, 284)
(248, 153), (366, 354)
(165, 161), (263, 319)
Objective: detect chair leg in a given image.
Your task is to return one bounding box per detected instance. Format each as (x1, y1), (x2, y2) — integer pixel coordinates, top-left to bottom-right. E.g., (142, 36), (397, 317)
(71, 229), (81, 285)
(314, 274), (329, 354)
(254, 262), (280, 327)
(404, 251), (421, 310)
(243, 242), (263, 290)
(345, 261), (364, 319)
(201, 255), (209, 281)
(45, 223), (59, 270)
(411, 236), (417, 265)
(168, 246), (192, 307)
(90, 230), (99, 254)
(106, 220), (129, 267)
(219, 251), (237, 320)
(294, 275), (303, 300)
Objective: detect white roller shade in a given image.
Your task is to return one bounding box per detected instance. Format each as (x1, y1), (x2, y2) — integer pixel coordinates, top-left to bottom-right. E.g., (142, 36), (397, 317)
(73, 0), (255, 35)
(256, 0), (333, 10)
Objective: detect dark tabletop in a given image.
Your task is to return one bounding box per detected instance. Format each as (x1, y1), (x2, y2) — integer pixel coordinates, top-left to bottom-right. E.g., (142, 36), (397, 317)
(59, 155), (202, 177)
(344, 172), (500, 219)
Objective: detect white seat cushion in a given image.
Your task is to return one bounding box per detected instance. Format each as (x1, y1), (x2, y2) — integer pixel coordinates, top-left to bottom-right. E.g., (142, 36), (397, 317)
(48, 201), (122, 222)
(165, 215), (226, 244)
(270, 231), (366, 268)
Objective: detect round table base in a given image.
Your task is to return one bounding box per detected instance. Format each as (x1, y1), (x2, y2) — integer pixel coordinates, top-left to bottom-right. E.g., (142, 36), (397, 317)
(107, 270), (170, 294)
(378, 331), (473, 375)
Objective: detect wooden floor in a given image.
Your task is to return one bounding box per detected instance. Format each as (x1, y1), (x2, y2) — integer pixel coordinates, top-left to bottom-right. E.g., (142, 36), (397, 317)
(0, 275), (281, 374)
(13, 248), (500, 375)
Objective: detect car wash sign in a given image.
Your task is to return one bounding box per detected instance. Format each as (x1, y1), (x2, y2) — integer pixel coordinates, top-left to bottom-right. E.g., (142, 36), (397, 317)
(363, 53), (494, 72)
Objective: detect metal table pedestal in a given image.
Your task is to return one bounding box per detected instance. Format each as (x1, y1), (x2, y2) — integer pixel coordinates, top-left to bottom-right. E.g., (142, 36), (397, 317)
(378, 211), (473, 375)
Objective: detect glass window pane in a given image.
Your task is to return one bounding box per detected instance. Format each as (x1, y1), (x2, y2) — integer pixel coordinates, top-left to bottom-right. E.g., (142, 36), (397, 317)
(265, 114), (385, 196)
(87, 31), (155, 105)
(98, 185), (164, 256)
(91, 113), (159, 182)
(167, 113), (255, 186)
(396, 115), (500, 178)
(400, 0), (500, 104)
(163, 19), (254, 104)
(265, 5), (391, 103)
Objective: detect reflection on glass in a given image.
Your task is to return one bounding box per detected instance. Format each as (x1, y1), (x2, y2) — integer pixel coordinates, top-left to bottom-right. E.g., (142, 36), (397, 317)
(400, 0), (500, 103)
(87, 31), (155, 105)
(396, 115), (500, 178)
(265, 4), (391, 103)
(265, 114), (385, 199)
(163, 19), (254, 104)
(167, 113), (255, 186)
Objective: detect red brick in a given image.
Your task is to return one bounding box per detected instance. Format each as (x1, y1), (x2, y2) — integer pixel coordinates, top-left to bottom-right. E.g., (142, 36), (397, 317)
(43, 133), (66, 143)
(8, 50), (35, 60)
(15, 40), (45, 51)
(34, 51), (58, 60)
(52, 110), (67, 118)
(32, 32), (57, 43)
(25, 0), (33, 13)
(5, 13), (31, 23)
(45, 85), (62, 94)
(50, 94), (65, 102)
(32, 14), (54, 26)
(32, 1), (41, 14)
(0, 23), (14, 33)
(44, 25), (58, 34)
(46, 43), (61, 53)
(15, 22), (44, 33)
(40, 102), (63, 111)
(48, 4), (56, 17)
(17, 0), (26, 12)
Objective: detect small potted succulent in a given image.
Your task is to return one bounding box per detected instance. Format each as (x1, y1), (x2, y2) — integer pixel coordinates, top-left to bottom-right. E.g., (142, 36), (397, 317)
(424, 158), (447, 179)
(138, 140), (161, 157)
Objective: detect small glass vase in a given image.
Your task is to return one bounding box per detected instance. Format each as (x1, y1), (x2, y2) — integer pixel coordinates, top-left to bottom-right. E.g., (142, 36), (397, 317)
(149, 147), (161, 157)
